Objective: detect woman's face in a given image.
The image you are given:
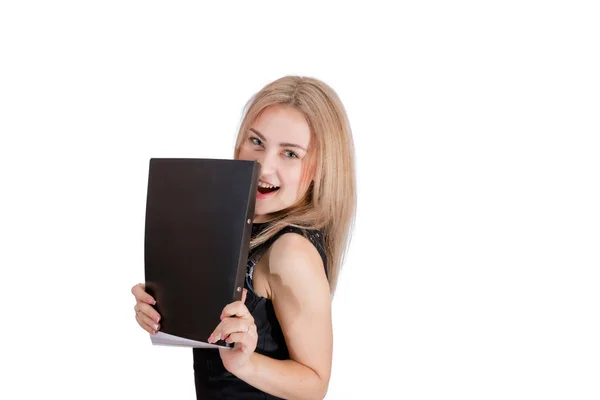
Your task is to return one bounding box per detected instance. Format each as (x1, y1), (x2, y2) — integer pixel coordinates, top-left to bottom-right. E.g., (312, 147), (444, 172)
(237, 104), (312, 222)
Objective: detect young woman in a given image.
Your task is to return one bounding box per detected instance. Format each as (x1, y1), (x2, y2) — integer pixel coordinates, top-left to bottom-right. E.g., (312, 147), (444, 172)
(131, 76), (356, 399)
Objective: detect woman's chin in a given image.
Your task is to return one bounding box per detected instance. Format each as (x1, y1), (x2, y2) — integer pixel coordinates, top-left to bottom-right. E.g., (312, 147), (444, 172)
(254, 202), (282, 222)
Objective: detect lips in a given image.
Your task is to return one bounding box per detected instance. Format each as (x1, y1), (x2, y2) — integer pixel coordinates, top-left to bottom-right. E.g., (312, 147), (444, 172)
(257, 179), (280, 198)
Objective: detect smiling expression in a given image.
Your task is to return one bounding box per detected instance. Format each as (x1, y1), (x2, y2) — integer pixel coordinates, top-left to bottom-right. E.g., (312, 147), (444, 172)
(237, 104), (313, 222)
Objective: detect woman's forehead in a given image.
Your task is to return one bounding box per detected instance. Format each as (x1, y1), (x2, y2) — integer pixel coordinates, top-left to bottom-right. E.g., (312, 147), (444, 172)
(250, 105), (311, 146)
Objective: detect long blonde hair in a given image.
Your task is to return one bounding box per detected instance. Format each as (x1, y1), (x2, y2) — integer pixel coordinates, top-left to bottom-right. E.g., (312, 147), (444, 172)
(233, 76), (356, 295)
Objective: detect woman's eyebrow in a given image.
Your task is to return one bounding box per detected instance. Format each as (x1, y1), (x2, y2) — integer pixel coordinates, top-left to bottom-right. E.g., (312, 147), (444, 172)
(249, 128), (267, 141)
(249, 128), (307, 152)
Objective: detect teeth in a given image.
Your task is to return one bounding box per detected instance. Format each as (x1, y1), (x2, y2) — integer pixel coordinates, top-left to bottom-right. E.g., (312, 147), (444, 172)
(258, 181), (278, 189)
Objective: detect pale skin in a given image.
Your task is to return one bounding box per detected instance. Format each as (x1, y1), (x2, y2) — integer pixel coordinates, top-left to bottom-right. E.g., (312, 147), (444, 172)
(132, 104), (333, 399)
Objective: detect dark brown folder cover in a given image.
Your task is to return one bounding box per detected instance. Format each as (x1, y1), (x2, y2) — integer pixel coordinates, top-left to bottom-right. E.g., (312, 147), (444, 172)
(143, 158), (259, 348)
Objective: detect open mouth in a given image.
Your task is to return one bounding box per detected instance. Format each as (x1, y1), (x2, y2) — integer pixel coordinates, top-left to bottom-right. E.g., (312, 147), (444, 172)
(257, 181), (280, 195)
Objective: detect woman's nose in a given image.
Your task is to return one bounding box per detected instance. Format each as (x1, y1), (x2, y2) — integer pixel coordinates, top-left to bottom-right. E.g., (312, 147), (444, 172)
(257, 152), (277, 175)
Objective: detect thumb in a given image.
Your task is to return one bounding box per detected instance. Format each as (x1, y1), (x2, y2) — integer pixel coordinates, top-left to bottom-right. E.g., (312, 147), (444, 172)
(241, 288), (247, 304)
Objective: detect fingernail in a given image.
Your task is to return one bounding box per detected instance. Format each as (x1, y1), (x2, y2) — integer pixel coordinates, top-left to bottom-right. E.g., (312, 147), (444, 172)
(156, 316), (160, 323)
(148, 297), (155, 304)
(153, 323), (159, 330)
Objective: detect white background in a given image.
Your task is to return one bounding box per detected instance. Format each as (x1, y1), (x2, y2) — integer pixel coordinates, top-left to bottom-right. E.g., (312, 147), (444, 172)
(1, 1), (599, 399)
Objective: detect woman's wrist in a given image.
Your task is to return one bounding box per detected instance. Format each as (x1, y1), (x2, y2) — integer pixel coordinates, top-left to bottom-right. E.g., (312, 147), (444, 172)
(230, 351), (257, 380)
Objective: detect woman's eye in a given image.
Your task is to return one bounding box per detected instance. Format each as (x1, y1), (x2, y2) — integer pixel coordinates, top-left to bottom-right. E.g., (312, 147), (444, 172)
(284, 150), (298, 159)
(250, 137), (262, 146)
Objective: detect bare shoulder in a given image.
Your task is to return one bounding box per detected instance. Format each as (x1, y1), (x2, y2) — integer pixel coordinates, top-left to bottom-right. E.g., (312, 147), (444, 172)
(266, 232), (328, 298)
(268, 232), (325, 275)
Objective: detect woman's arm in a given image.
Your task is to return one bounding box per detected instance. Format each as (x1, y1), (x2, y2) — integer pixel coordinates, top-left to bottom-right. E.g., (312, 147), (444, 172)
(234, 233), (333, 400)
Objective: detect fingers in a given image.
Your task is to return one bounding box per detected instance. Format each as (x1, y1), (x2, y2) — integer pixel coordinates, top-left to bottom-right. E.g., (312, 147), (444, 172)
(134, 302), (161, 324)
(208, 317), (255, 344)
(131, 283), (156, 305)
(220, 299), (251, 320)
(131, 282), (161, 335)
(135, 307), (161, 334)
(225, 332), (255, 353)
(211, 294), (254, 343)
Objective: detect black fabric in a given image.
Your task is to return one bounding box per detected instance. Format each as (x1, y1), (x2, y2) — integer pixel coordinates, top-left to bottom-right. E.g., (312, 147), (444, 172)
(193, 222), (327, 400)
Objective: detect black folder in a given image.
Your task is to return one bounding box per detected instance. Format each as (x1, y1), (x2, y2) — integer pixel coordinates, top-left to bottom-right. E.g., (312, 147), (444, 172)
(143, 158), (259, 348)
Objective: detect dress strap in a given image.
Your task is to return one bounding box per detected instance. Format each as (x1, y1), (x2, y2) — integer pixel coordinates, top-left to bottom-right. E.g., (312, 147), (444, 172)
(246, 225), (327, 291)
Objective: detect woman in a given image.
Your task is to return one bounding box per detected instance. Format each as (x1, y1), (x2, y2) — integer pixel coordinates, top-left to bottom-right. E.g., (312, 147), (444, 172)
(131, 76), (356, 399)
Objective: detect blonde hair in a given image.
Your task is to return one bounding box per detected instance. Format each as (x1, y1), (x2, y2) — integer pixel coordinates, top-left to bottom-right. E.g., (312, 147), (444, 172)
(233, 76), (356, 295)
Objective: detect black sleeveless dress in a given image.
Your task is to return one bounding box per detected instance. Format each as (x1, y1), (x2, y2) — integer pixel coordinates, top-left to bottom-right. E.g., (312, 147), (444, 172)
(192, 223), (327, 400)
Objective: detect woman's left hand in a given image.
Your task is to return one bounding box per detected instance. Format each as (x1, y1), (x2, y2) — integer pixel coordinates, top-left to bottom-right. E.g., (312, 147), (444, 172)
(208, 289), (257, 375)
